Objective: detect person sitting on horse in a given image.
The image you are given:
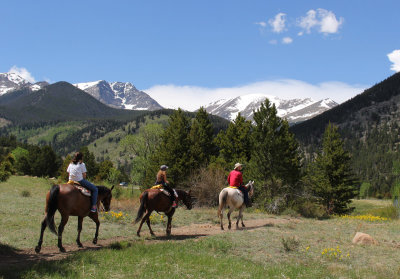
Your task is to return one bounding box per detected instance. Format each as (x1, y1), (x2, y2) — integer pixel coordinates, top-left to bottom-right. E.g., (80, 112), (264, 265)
(227, 163), (251, 207)
(67, 152), (98, 213)
(155, 165), (177, 208)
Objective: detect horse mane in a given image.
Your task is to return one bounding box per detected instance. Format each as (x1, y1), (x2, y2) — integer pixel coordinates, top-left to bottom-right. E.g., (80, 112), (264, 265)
(96, 185), (110, 195)
(175, 189), (189, 196)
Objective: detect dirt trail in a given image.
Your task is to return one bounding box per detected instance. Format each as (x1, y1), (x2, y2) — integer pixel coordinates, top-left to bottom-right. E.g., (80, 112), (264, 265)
(0, 217), (293, 268)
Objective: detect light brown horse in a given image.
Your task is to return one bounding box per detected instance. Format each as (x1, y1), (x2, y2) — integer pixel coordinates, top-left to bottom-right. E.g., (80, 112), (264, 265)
(35, 184), (114, 253)
(134, 188), (193, 237)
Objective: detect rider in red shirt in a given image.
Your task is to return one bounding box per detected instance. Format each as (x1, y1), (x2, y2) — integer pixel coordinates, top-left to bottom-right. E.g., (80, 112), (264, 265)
(227, 163), (251, 207)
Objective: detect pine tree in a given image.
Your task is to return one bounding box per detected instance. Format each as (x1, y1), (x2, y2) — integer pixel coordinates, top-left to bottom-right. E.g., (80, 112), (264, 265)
(215, 113), (252, 168)
(79, 146), (99, 179)
(248, 99), (301, 202)
(148, 108), (192, 187)
(189, 107), (215, 169)
(305, 123), (359, 214)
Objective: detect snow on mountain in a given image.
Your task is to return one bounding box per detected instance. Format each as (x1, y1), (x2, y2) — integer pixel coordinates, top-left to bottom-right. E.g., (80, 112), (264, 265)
(204, 93), (337, 124)
(73, 80), (163, 111)
(0, 73), (47, 95)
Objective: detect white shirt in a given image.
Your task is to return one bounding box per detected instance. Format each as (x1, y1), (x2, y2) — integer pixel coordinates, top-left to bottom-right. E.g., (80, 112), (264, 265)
(67, 162), (87, 182)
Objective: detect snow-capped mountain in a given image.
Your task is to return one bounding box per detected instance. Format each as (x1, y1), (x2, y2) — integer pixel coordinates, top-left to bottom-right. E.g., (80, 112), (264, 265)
(0, 73), (48, 95)
(204, 94), (338, 124)
(74, 80), (163, 111)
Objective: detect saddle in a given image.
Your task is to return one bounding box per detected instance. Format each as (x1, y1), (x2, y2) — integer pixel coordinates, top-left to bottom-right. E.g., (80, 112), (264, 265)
(67, 180), (91, 197)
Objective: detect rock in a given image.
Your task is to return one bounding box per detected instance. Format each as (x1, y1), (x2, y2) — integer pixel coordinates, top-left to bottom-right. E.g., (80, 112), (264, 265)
(352, 232), (378, 245)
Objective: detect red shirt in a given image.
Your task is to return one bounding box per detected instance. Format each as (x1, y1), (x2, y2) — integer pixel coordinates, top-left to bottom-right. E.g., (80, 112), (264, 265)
(227, 170), (243, 187)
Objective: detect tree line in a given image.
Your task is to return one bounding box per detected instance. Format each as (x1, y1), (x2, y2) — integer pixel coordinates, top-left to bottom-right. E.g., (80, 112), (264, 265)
(120, 101), (358, 216)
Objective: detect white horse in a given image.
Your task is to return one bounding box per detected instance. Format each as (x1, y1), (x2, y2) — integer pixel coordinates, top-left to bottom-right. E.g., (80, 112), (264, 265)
(217, 180), (254, 230)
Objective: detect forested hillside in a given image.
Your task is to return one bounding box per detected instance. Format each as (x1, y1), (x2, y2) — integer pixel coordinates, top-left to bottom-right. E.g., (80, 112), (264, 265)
(291, 72), (400, 197)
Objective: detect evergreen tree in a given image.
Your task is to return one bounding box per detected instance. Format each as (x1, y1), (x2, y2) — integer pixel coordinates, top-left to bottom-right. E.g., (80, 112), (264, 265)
(248, 99), (301, 200)
(148, 109), (192, 187)
(79, 146), (99, 179)
(305, 123), (359, 214)
(189, 107), (215, 169)
(215, 113), (252, 168)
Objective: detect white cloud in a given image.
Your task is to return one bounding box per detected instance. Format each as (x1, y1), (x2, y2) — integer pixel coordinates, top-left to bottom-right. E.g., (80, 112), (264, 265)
(298, 9), (343, 35)
(254, 21), (267, 28)
(144, 80), (366, 111)
(8, 66), (36, 83)
(388, 49), (400, 72)
(298, 10), (318, 34)
(268, 13), (286, 33)
(282, 37), (293, 44)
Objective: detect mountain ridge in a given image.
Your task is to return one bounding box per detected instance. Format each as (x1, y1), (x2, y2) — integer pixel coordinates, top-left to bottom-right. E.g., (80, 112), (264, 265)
(204, 93), (338, 123)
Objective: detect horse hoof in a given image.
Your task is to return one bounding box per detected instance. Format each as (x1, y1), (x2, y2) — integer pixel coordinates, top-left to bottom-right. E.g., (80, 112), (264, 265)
(93, 239), (97, 245)
(35, 246), (41, 254)
(77, 242), (83, 248)
(137, 233), (141, 237)
(59, 247), (66, 253)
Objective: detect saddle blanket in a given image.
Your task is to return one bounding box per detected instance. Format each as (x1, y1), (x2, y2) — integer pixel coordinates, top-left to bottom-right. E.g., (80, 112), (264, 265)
(151, 185), (178, 197)
(226, 186), (243, 196)
(67, 180), (91, 197)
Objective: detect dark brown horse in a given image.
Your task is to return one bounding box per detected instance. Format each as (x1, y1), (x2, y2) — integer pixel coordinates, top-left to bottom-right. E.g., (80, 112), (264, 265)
(134, 188), (193, 237)
(35, 184), (114, 253)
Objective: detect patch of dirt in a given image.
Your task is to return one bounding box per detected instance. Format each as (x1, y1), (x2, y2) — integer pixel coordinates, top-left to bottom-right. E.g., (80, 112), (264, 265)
(0, 217), (294, 268)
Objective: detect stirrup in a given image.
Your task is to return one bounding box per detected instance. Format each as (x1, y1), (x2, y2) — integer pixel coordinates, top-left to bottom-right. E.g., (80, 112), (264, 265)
(172, 201), (177, 208)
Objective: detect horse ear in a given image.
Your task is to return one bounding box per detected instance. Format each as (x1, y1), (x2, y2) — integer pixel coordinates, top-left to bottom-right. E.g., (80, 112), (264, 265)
(111, 185), (115, 191)
(188, 190), (192, 196)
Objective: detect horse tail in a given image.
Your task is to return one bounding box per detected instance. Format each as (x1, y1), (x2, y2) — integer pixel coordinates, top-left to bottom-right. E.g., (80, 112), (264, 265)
(46, 184), (60, 235)
(217, 189), (228, 218)
(134, 191), (148, 224)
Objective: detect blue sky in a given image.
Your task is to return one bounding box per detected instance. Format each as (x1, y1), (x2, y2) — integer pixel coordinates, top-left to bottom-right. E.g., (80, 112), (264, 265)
(2, 0), (400, 110)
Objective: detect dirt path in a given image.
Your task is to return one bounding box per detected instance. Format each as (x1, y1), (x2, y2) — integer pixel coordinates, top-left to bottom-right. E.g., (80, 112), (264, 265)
(0, 217), (293, 268)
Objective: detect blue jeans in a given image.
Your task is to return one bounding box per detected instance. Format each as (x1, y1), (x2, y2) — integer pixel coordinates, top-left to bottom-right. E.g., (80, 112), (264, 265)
(79, 179), (98, 207)
(238, 185), (249, 205)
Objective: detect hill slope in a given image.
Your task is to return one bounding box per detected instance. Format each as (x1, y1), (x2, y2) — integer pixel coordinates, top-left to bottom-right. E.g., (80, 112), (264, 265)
(291, 72), (400, 197)
(0, 81), (146, 124)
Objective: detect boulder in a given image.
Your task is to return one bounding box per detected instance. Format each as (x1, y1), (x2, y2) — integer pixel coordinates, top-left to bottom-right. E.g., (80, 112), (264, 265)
(352, 232), (378, 245)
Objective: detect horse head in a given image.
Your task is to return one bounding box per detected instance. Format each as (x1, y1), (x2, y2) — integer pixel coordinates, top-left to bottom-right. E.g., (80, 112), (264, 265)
(246, 180), (255, 197)
(99, 185), (114, 212)
(180, 190), (193, 210)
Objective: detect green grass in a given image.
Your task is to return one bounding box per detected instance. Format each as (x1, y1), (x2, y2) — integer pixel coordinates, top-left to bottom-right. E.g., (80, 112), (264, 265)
(2, 237), (335, 279)
(1, 177), (400, 278)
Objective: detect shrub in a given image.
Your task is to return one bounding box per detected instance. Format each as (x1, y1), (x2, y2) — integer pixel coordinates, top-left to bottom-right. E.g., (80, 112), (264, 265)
(21, 190), (31, 197)
(189, 167), (226, 207)
(281, 236), (300, 252)
(294, 200), (330, 219)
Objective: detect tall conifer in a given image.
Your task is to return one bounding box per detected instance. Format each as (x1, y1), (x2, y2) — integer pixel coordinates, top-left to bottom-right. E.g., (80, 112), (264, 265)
(306, 123), (358, 214)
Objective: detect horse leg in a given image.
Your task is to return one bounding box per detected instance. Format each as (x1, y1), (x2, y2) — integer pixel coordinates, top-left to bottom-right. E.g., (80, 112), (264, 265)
(236, 207), (244, 229)
(219, 207), (225, 230)
(240, 207), (245, 227)
(166, 214), (173, 236)
(137, 211), (152, 237)
(58, 215), (69, 252)
(89, 213), (100, 244)
(35, 216), (47, 253)
(145, 213), (155, 236)
(76, 216), (83, 248)
(227, 209), (234, 230)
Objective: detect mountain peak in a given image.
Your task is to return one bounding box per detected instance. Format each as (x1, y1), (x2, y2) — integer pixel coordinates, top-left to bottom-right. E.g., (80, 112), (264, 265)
(0, 72), (47, 95)
(73, 80), (163, 111)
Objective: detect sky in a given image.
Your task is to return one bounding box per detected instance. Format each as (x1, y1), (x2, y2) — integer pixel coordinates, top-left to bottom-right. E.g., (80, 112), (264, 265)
(1, 0), (400, 111)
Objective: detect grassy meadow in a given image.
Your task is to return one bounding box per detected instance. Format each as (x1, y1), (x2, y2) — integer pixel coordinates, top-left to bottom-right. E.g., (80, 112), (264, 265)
(1, 176), (400, 278)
